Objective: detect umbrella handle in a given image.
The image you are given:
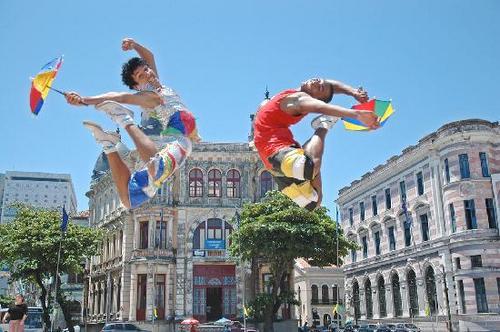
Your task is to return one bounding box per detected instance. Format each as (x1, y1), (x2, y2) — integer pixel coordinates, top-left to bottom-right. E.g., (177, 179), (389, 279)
(49, 87), (88, 106)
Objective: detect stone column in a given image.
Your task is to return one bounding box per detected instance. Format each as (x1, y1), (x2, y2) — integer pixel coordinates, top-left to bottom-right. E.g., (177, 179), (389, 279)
(359, 289), (366, 320)
(89, 284), (95, 317)
(146, 264), (155, 320)
(372, 279), (380, 319)
(100, 281), (106, 315)
(416, 276), (426, 316)
(429, 156), (446, 236)
(386, 283), (394, 318)
(435, 273), (445, 316)
(129, 265), (137, 321)
(400, 280), (410, 317)
(112, 278), (118, 314)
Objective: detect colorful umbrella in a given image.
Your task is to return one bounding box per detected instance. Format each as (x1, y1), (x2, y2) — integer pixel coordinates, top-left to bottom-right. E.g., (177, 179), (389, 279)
(180, 318), (199, 325)
(342, 99), (394, 131)
(30, 56), (64, 115)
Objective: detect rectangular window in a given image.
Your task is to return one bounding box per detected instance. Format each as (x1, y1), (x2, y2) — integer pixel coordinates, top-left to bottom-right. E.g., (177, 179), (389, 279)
(464, 200), (477, 229)
(404, 221), (412, 247)
(458, 280), (466, 314)
(155, 220), (167, 249)
(385, 188), (392, 209)
(479, 152), (490, 177)
(351, 249), (357, 263)
(360, 202), (365, 221)
(374, 231), (381, 255)
(449, 203), (457, 233)
(497, 278), (500, 301)
(420, 214), (430, 242)
(444, 158), (450, 183)
(371, 195), (378, 216)
(362, 236), (368, 259)
(474, 278), (489, 313)
(471, 255), (483, 268)
(399, 181), (407, 201)
(139, 221), (149, 249)
(486, 198), (497, 229)
(416, 171), (424, 196)
(459, 154), (470, 179)
(455, 257), (461, 270)
(155, 274), (166, 319)
(388, 226), (396, 251)
(349, 208), (354, 226)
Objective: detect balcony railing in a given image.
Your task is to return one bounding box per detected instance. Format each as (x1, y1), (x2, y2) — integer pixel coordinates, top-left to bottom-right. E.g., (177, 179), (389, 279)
(311, 299), (344, 305)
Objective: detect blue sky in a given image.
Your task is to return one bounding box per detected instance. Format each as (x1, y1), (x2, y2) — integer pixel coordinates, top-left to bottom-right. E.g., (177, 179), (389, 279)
(0, 0), (498, 212)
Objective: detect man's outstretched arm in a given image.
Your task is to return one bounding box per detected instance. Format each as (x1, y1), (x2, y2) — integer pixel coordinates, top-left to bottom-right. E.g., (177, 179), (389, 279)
(122, 38), (159, 78)
(326, 79), (368, 103)
(65, 91), (162, 109)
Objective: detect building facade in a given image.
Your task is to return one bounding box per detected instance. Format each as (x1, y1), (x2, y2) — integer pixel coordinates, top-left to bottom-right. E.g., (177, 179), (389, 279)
(337, 119), (499, 331)
(294, 258), (344, 329)
(0, 171), (77, 223)
(85, 142), (281, 330)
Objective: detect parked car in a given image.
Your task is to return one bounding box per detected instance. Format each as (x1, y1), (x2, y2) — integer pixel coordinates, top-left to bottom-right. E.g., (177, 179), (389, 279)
(101, 323), (149, 332)
(394, 323), (420, 332)
(358, 325), (379, 332)
(343, 324), (359, 332)
(375, 325), (392, 332)
(385, 324), (397, 332)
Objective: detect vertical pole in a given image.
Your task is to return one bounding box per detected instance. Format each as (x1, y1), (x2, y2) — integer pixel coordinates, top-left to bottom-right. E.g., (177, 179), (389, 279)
(335, 206), (340, 330)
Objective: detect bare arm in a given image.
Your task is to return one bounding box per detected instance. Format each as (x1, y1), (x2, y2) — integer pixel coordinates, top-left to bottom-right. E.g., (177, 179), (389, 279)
(3, 312), (9, 322)
(122, 38), (159, 78)
(65, 91), (162, 109)
(326, 79), (368, 103)
(281, 92), (379, 129)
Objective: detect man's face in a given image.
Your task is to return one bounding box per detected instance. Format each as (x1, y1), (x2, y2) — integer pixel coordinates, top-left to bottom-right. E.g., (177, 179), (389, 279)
(301, 78), (332, 102)
(131, 64), (157, 89)
(15, 295), (22, 303)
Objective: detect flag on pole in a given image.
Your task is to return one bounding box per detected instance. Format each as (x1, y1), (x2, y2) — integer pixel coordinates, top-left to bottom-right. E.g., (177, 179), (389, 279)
(60, 206), (69, 233)
(332, 304), (338, 315)
(401, 196), (412, 227)
(243, 305), (249, 317)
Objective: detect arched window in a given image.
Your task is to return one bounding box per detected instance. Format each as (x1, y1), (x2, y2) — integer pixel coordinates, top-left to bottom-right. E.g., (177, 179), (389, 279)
(226, 169), (241, 198)
(260, 171), (273, 197)
(311, 285), (319, 304)
(365, 279), (373, 319)
(392, 273), (403, 317)
(189, 168), (203, 197)
(322, 285), (329, 304)
(353, 281), (361, 319)
(192, 218), (233, 250)
(208, 169), (222, 197)
(378, 276), (387, 318)
(425, 266), (437, 315)
(407, 269), (419, 317)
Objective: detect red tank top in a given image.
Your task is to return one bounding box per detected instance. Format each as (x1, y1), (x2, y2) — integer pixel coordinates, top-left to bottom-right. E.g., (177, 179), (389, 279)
(253, 89), (306, 169)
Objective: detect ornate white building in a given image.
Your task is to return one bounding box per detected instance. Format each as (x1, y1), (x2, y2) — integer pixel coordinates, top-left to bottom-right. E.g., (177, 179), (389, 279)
(337, 119), (499, 331)
(84, 141), (280, 330)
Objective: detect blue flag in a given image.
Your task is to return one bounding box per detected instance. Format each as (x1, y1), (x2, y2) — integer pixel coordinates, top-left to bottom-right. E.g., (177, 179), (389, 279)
(401, 196), (412, 227)
(61, 206), (69, 233)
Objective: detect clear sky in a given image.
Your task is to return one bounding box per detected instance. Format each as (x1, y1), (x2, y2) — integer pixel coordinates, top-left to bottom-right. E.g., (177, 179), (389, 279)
(0, 0), (498, 212)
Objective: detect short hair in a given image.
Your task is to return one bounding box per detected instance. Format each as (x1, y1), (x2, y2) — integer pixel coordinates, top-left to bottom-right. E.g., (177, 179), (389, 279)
(121, 57), (148, 89)
(323, 83), (334, 103)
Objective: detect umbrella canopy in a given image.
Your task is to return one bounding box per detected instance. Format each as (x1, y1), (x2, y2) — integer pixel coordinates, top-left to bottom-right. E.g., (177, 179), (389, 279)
(214, 317), (232, 325)
(180, 318), (200, 325)
(343, 99), (394, 131)
(30, 56), (63, 115)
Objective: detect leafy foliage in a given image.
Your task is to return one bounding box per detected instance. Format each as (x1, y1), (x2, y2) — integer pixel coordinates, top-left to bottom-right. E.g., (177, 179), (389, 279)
(229, 191), (357, 331)
(0, 204), (103, 331)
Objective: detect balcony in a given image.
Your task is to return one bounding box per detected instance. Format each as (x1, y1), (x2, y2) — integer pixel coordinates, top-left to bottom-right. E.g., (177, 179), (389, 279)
(131, 248), (176, 261)
(310, 299), (344, 306)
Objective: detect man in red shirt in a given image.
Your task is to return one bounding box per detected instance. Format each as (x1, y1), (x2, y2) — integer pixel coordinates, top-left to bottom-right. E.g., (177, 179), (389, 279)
(253, 78), (379, 210)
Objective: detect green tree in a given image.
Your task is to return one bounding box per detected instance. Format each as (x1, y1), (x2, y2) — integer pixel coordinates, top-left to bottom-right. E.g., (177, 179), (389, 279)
(229, 191), (356, 332)
(0, 204), (103, 332)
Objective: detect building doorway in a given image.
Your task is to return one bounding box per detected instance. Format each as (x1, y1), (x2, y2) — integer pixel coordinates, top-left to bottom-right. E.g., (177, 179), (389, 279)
(206, 287), (222, 321)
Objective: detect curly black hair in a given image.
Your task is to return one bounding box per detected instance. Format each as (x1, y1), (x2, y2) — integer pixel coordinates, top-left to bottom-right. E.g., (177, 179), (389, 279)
(121, 57), (148, 89)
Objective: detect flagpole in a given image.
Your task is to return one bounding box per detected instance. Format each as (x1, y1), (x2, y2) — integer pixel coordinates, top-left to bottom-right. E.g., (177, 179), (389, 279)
(51, 206), (68, 332)
(335, 206), (340, 330)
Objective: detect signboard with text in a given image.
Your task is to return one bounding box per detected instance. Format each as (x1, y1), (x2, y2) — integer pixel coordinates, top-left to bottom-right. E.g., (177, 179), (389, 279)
(204, 239), (225, 250)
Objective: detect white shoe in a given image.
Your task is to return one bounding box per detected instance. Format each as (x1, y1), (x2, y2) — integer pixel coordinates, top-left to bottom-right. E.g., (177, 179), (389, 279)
(83, 121), (121, 154)
(95, 101), (135, 128)
(311, 115), (340, 130)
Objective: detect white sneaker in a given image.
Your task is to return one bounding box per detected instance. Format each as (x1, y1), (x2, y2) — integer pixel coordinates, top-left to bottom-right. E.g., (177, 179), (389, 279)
(311, 115), (340, 130)
(83, 121), (121, 154)
(95, 101), (135, 128)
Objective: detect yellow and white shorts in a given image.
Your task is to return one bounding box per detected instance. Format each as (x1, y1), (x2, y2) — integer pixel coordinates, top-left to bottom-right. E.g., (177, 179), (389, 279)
(268, 146), (319, 210)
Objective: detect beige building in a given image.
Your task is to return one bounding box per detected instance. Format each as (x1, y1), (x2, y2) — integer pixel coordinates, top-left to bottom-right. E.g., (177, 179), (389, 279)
(337, 119), (499, 331)
(293, 258), (344, 329)
(85, 142), (280, 330)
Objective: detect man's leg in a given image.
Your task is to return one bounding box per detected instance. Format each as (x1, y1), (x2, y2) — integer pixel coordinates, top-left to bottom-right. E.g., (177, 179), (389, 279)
(302, 128), (328, 178)
(124, 124), (158, 175)
(106, 152), (132, 208)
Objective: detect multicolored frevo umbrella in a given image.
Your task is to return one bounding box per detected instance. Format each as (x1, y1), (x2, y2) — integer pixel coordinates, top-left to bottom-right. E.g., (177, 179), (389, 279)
(30, 56), (64, 115)
(342, 99), (394, 131)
